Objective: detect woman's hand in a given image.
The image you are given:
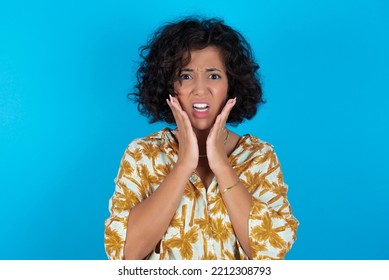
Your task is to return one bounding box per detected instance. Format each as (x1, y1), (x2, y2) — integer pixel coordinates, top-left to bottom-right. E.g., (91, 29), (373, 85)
(207, 97), (236, 173)
(166, 95), (199, 171)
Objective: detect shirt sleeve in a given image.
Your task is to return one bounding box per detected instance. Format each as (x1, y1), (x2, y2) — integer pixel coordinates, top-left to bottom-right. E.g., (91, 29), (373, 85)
(239, 144), (299, 260)
(104, 142), (145, 260)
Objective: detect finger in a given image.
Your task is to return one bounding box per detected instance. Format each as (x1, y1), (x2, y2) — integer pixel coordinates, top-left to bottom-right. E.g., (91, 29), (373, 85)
(180, 109), (194, 137)
(206, 114), (226, 155)
(169, 95), (193, 138)
(167, 97), (184, 131)
(208, 114), (223, 142)
(167, 98), (181, 124)
(171, 95), (184, 112)
(219, 97), (236, 128)
(169, 94), (184, 116)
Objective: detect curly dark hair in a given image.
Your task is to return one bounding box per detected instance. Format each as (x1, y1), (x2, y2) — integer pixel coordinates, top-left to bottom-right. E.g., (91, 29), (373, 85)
(131, 16), (264, 125)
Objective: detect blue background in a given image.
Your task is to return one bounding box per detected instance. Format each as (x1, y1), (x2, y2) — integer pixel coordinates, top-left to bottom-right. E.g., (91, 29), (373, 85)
(1, 0), (388, 259)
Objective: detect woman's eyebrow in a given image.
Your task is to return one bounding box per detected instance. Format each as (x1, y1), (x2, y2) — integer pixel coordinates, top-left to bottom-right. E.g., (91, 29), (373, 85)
(205, 68), (221, 72)
(180, 67), (222, 72)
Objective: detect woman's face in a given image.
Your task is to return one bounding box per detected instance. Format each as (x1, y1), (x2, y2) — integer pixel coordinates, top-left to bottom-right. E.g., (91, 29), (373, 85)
(173, 46), (229, 131)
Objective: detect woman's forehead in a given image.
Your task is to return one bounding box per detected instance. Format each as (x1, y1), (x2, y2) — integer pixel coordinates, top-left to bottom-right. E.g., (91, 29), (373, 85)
(181, 46), (226, 69)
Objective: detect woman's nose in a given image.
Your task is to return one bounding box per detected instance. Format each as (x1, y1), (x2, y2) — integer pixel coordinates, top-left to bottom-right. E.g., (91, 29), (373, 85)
(192, 77), (207, 95)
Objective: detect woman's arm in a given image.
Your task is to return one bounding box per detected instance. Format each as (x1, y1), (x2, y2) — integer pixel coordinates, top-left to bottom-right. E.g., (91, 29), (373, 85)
(207, 99), (298, 259)
(212, 146), (298, 260)
(122, 162), (192, 259)
(212, 164), (253, 258)
(123, 96), (198, 259)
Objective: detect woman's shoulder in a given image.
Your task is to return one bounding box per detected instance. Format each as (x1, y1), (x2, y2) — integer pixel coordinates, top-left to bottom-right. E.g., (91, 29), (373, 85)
(232, 134), (282, 169)
(125, 128), (172, 151)
(238, 133), (275, 154)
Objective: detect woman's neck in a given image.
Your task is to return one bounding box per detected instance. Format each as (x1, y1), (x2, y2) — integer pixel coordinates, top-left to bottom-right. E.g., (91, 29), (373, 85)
(193, 128), (210, 155)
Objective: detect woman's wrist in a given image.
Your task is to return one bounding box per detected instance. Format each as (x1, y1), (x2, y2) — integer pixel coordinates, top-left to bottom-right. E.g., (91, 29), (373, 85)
(221, 178), (240, 194)
(209, 159), (232, 175)
(173, 160), (197, 178)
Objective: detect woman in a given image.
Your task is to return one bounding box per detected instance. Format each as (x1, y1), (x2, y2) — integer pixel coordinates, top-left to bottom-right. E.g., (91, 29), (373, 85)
(104, 17), (298, 260)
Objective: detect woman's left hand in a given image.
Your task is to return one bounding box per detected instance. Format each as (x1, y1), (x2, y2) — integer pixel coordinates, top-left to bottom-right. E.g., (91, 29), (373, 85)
(206, 97), (236, 173)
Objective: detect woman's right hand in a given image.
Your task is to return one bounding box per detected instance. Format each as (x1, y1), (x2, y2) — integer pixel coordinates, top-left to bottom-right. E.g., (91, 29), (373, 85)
(121, 95), (199, 259)
(166, 94), (199, 171)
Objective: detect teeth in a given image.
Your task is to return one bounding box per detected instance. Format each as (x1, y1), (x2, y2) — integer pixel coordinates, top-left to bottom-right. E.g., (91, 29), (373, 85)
(193, 103), (209, 112)
(193, 103), (208, 109)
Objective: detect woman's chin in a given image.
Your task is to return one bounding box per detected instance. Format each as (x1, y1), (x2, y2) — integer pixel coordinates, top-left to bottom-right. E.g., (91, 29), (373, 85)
(191, 120), (214, 132)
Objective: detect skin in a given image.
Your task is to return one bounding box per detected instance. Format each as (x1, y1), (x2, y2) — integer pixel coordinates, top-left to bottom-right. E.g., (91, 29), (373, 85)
(124, 46), (253, 259)
(170, 46), (233, 185)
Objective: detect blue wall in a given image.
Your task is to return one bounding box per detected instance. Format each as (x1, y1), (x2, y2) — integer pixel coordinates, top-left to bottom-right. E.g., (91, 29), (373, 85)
(1, 0), (388, 259)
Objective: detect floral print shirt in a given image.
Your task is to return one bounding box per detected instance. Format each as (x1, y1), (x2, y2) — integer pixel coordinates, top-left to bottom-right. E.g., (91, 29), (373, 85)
(104, 128), (298, 260)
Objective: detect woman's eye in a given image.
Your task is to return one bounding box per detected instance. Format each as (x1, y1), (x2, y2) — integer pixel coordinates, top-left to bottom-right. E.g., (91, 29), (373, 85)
(180, 74), (192, 80)
(209, 74), (221, 79)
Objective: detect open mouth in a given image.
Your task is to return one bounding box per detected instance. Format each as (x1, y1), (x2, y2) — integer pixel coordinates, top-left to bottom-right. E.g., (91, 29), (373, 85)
(193, 103), (209, 112)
